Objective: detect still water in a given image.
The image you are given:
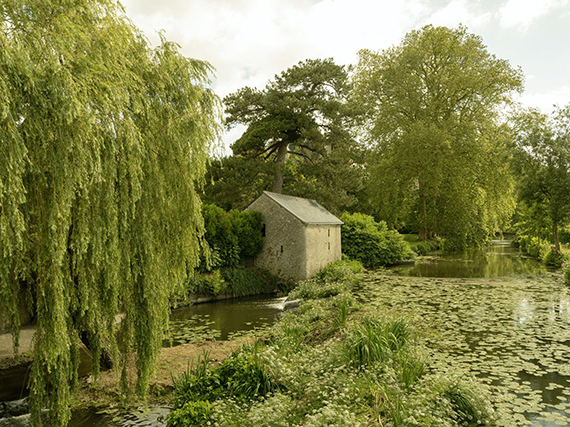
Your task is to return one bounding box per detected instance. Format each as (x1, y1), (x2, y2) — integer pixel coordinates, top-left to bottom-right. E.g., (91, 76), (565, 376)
(68, 295), (291, 427)
(359, 241), (569, 426)
(391, 240), (547, 278)
(166, 294), (293, 345)
(68, 242), (568, 426)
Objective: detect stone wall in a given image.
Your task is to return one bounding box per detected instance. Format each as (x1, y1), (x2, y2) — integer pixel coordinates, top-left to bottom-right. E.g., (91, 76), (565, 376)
(304, 224), (342, 279)
(247, 194), (307, 281)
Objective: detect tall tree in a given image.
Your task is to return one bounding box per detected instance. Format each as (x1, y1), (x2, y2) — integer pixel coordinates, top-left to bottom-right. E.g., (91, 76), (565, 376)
(353, 25), (523, 250)
(0, 1), (221, 425)
(223, 58), (362, 211)
(510, 107), (570, 252)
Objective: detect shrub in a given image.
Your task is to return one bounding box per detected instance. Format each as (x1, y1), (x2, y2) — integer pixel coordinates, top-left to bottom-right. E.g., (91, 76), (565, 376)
(560, 228), (570, 245)
(288, 279), (350, 300)
(218, 347), (274, 398)
(340, 213), (412, 268)
(518, 235), (550, 259)
(167, 400), (215, 427)
(220, 268), (282, 297)
(171, 345), (276, 411)
(187, 270), (227, 297)
(542, 246), (570, 266)
(313, 258), (364, 283)
(201, 204), (263, 270)
(443, 380), (495, 427)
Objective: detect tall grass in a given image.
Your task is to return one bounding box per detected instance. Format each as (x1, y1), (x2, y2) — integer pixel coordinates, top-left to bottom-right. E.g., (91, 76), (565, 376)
(343, 317), (410, 367)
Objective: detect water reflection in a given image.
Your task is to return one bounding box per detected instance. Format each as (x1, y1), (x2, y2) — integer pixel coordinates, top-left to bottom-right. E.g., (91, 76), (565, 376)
(391, 241), (546, 278)
(358, 246), (570, 426)
(166, 295), (289, 346)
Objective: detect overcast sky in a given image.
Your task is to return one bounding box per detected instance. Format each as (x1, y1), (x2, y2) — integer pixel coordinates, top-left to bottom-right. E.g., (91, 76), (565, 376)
(120, 0), (570, 152)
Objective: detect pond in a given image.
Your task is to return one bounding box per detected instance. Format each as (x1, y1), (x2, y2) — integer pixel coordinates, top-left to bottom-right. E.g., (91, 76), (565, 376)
(358, 242), (569, 426)
(67, 295), (293, 427)
(166, 294), (294, 345)
(391, 240), (547, 278)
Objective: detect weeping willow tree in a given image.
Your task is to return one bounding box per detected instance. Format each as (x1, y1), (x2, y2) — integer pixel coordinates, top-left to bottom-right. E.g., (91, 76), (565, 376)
(0, 0), (221, 425)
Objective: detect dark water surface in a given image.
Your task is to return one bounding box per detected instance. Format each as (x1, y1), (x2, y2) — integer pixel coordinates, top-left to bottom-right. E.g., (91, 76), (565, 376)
(68, 295), (291, 427)
(166, 294), (293, 345)
(391, 240), (547, 278)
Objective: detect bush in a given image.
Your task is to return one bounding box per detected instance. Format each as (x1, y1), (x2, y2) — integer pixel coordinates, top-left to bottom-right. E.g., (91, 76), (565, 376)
(443, 380), (495, 427)
(220, 268), (283, 297)
(201, 204), (263, 270)
(313, 258), (364, 283)
(340, 213), (412, 268)
(560, 228), (570, 245)
(167, 400), (215, 427)
(542, 246), (570, 267)
(171, 345), (276, 410)
(187, 270), (227, 297)
(518, 235), (550, 259)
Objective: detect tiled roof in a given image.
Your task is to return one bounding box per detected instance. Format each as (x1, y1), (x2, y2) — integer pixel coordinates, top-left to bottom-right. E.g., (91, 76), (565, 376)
(261, 191), (343, 225)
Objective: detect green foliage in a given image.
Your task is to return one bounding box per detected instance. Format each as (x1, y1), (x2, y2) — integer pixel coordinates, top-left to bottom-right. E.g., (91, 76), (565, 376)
(170, 345), (277, 426)
(354, 25), (522, 250)
(168, 265), (497, 427)
(518, 235), (551, 259)
(166, 401), (215, 427)
(343, 317), (410, 367)
(201, 205), (263, 270)
(223, 58), (362, 211)
(221, 268), (282, 297)
(444, 380), (494, 427)
(312, 258), (364, 283)
(560, 228), (570, 245)
(0, 1), (221, 425)
(541, 246), (570, 267)
(563, 262), (570, 285)
(510, 106), (570, 251)
(189, 271), (227, 297)
(340, 213), (412, 268)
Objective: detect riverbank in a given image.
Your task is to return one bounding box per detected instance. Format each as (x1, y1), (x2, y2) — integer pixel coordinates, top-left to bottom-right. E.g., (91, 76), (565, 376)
(71, 337), (255, 411)
(166, 261), (497, 427)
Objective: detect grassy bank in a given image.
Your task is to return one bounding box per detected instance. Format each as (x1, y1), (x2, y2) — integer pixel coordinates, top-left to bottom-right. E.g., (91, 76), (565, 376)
(171, 267), (291, 309)
(168, 259), (496, 427)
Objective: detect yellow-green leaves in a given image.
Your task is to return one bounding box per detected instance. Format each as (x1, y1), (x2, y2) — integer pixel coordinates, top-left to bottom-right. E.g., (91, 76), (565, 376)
(0, 1), (221, 425)
(354, 25), (523, 250)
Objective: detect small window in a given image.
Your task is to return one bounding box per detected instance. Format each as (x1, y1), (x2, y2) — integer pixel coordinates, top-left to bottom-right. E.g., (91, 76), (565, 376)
(280, 245), (284, 254)
(262, 224), (266, 237)
(328, 242), (331, 250)
(328, 229), (330, 237)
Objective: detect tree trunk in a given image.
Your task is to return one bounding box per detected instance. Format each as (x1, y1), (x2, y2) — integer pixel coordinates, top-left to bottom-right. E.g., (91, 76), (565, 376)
(553, 221), (560, 253)
(272, 142), (288, 193)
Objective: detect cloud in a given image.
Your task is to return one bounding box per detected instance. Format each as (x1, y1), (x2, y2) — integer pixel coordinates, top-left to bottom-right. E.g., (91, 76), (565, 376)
(498, 0), (569, 31)
(516, 85), (570, 114)
(121, 0), (431, 98)
(420, 0), (492, 29)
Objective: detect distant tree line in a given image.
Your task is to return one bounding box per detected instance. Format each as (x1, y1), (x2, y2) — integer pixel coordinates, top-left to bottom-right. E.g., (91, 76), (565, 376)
(205, 24), (569, 253)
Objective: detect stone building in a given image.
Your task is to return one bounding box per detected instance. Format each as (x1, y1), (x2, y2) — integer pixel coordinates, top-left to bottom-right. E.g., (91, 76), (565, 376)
(246, 191), (343, 281)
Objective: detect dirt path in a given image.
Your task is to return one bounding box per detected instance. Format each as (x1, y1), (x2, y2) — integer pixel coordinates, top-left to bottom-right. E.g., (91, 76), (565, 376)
(72, 338), (253, 409)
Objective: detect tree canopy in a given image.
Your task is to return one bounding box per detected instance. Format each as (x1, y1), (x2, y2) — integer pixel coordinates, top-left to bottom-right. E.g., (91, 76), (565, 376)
(353, 25), (524, 250)
(0, 0), (220, 425)
(510, 106), (570, 252)
(222, 58), (362, 213)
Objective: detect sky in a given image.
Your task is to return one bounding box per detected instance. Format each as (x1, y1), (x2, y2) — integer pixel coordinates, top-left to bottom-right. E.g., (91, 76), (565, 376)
(120, 0), (570, 153)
